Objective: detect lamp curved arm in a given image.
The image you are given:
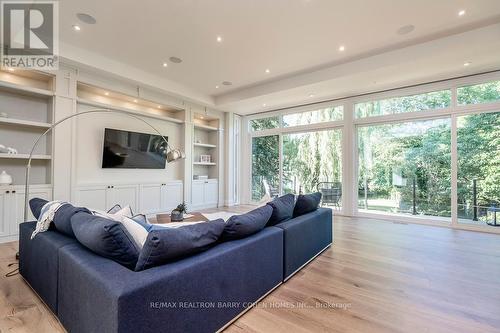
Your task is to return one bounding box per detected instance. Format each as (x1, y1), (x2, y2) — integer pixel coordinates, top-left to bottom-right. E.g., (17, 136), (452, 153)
(24, 108), (179, 222)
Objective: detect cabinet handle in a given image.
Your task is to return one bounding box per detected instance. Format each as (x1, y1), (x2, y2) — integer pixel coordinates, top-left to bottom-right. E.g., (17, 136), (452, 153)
(12, 190), (16, 193)
(6, 191), (9, 194)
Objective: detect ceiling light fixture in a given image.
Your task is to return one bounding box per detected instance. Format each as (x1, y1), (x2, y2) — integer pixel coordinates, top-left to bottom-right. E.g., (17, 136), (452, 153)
(72, 25), (81, 31)
(157, 105), (161, 109)
(215, 85), (219, 89)
(309, 93), (315, 98)
(216, 36), (222, 43)
(133, 99), (138, 103)
(200, 116), (204, 119)
(265, 69), (270, 73)
(397, 24), (415, 35)
(77, 13), (97, 24)
(104, 92), (109, 96)
(464, 61), (471, 67)
(458, 10), (466, 16)
(162, 62), (168, 67)
(338, 45), (345, 52)
(262, 103), (266, 107)
(169, 56), (182, 63)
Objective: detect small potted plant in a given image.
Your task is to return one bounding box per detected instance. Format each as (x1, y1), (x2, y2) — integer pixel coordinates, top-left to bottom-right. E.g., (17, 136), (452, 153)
(171, 202), (187, 222)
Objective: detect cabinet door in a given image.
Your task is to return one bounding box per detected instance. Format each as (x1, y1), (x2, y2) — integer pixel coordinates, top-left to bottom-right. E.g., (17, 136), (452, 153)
(140, 184), (163, 214)
(204, 181), (218, 206)
(0, 191), (10, 237)
(110, 185), (139, 213)
(162, 182), (183, 211)
(12, 187), (52, 234)
(192, 181), (204, 207)
(75, 186), (108, 211)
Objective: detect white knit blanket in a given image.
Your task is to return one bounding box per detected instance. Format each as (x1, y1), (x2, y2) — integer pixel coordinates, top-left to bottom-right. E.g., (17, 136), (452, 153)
(31, 200), (68, 239)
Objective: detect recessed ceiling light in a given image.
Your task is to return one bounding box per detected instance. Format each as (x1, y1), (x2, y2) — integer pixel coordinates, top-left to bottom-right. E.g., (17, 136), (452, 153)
(200, 116), (204, 119)
(338, 45), (345, 52)
(215, 85), (219, 89)
(216, 36), (222, 43)
(464, 61), (471, 67)
(222, 81), (232, 86)
(77, 13), (97, 24)
(169, 56), (182, 63)
(262, 103), (267, 107)
(265, 69), (270, 73)
(157, 105), (162, 109)
(309, 93), (315, 98)
(397, 24), (415, 35)
(104, 91), (109, 96)
(458, 10), (466, 16)
(133, 99), (138, 103)
(72, 25), (81, 31)
(162, 62), (168, 67)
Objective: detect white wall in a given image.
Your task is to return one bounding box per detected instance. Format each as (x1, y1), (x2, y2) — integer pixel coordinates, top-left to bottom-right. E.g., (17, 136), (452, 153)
(74, 103), (184, 185)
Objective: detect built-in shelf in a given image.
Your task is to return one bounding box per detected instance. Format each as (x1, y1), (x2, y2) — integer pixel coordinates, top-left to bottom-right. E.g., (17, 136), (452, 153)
(0, 153), (51, 160)
(0, 80), (54, 98)
(77, 98), (184, 124)
(0, 117), (51, 129)
(193, 162), (216, 166)
(194, 124), (218, 131)
(193, 142), (217, 148)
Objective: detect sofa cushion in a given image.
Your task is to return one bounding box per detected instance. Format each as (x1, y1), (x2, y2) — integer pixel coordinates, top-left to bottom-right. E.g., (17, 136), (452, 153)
(29, 198), (48, 219)
(266, 193), (295, 226)
(120, 216), (149, 249)
(223, 205), (272, 240)
(293, 192), (322, 217)
(135, 219), (226, 271)
(71, 211), (140, 270)
(53, 203), (92, 238)
(131, 214), (153, 231)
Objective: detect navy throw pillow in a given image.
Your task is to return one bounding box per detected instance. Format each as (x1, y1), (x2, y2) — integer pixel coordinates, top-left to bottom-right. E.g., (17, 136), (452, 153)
(29, 198), (48, 220)
(293, 192), (322, 217)
(53, 203), (92, 238)
(135, 219), (225, 271)
(71, 211), (140, 270)
(266, 194), (295, 226)
(223, 205), (273, 240)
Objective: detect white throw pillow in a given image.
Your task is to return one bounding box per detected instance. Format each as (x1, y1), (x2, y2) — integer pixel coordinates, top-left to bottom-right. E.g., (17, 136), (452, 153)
(120, 216), (149, 249)
(93, 205), (133, 222)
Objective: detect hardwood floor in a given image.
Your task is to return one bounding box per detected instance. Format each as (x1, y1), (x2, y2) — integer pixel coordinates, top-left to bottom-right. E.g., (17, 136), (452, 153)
(1, 209), (500, 333)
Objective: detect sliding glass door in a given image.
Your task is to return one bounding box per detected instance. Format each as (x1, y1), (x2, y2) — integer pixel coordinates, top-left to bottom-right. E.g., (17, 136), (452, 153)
(457, 111), (500, 225)
(251, 135), (280, 202)
(357, 118), (452, 218)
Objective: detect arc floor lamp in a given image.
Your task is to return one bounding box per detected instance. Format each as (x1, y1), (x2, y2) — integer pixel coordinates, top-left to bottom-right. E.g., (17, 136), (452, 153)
(23, 108), (185, 222)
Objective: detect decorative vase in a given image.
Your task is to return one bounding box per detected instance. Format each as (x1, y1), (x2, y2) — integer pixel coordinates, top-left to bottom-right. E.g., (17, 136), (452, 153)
(0, 171), (13, 185)
(171, 210), (184, 222)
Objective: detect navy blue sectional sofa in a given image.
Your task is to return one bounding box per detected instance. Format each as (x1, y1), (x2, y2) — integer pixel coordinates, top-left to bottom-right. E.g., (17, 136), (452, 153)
(19, 208), (332, 333)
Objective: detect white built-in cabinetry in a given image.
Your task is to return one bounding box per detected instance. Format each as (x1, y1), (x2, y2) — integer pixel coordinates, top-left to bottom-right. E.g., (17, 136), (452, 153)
(75, 181), (183, 214)
(192, 179), (218, 209)
(0, 184), (52, 241)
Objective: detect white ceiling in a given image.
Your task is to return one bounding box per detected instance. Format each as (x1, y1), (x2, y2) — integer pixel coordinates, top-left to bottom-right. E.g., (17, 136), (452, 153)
(58, 0), (500, 114)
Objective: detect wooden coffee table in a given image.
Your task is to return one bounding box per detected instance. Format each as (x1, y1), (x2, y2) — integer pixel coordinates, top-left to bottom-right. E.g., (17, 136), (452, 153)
(153, 212), (208, 224)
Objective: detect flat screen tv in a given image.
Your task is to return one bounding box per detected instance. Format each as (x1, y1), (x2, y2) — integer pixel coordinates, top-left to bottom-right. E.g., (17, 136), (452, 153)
(102, 128), (168, 169)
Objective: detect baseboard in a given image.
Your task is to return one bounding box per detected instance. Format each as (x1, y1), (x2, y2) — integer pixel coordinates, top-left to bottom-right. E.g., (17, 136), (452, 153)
(215, 281), (283, 333)
(283, 243), (332, 282)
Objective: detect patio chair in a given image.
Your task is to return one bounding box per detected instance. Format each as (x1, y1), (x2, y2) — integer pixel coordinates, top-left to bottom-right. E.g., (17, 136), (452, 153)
(317, 182), (342, 208)
(263, 179), (280, 199)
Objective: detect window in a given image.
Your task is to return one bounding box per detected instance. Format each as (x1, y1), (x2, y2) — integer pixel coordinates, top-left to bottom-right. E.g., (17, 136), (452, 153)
(355, 90), (451, 118)
(457, 80), (500, 105)
(250, 116), (280, 131)
(282, 129), (342, 208)
(251, 135), (279, 201)
(457, 112), (500, 225)
(282, 106), (343, 127)
(358, 118), (451, 218)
